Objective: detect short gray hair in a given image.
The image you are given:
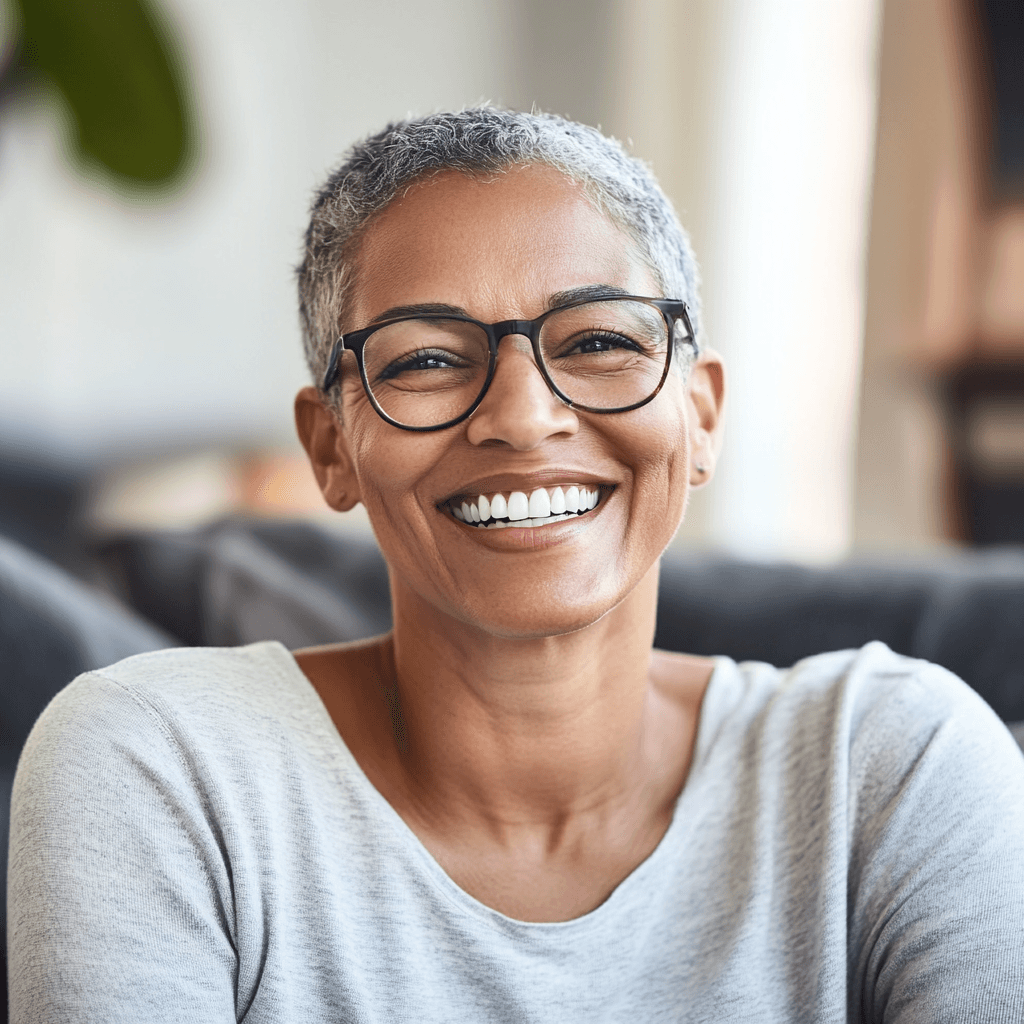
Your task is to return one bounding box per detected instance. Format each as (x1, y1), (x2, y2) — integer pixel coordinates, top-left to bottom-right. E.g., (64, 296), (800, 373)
(297, 107), (701, 391)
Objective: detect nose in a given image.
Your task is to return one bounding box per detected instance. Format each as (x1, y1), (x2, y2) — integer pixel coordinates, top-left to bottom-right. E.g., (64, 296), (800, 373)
(465, 335), (579, 449)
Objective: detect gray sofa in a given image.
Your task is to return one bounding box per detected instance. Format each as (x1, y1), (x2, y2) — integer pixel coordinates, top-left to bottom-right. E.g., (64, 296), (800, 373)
(98, 518), (1024, 728)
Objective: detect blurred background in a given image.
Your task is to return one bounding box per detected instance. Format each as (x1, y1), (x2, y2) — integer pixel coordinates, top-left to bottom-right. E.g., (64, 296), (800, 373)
(1, 0), (1023, 570)
(5, 4), (1024, 1011)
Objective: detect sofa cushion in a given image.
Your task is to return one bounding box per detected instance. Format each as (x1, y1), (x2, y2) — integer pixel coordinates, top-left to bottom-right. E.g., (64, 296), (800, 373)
(0, 534), (172, 748)
(99, 519), (391, 649)
(97, 522), (1024, 724)
(654, 551), (1024, 723)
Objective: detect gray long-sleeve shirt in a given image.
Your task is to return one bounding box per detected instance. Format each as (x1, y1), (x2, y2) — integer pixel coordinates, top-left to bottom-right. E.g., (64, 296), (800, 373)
(8, 640), (1024, 1022)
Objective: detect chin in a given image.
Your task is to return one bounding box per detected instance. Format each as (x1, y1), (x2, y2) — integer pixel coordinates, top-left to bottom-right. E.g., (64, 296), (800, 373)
(447, 577), (638, 641)
(471, 611), (609, 641)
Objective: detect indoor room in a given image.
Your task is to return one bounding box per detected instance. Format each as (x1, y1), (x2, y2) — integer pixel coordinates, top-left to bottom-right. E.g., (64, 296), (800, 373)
(2, 0), (1023, 1018)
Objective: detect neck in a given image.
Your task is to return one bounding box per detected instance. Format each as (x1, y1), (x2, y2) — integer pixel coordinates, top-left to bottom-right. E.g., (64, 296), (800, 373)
(386, 563), (663, 829)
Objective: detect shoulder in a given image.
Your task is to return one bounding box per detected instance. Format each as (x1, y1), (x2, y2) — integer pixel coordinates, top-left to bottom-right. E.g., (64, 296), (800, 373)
(39, 640), (309, 726)
(16, 641), (331, 798)
(692, 644), (1024, 1016)
(784, 642), (1018, 768)
(87, 639), (302, 699)
(782, 645), (1024, 842)
(721, 640), (1006, 740)
(703, 642), (1023, 802)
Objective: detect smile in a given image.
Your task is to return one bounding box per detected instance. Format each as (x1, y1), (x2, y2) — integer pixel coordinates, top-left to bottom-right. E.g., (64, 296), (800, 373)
(445, 485), (605, 530)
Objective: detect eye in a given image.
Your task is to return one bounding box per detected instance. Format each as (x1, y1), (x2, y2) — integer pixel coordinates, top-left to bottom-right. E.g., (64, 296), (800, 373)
(566, 331), (642, 356)
(378, 348), (468, 380)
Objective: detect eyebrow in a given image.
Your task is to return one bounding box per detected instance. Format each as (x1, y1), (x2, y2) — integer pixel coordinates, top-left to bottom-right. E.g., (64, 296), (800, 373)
(367, 302), (466, 326)
(546, 284), (633, 307)
(364, 285), (635, 327)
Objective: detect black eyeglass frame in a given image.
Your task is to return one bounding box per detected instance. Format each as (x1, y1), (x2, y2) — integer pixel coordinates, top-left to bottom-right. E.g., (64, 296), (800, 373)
(321, 295), (696, 433)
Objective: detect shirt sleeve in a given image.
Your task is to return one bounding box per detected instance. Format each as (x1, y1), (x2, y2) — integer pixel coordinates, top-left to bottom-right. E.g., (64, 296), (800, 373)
(7, 672), (239, 1024)
(847, 660), (1024, 1023)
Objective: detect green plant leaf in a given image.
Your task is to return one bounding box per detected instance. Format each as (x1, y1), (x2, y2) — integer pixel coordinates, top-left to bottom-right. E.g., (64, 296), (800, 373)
(14, 0), (194, 185)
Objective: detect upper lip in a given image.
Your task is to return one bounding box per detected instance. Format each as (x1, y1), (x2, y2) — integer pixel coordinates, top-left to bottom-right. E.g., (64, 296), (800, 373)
(437, 470), (616, 505)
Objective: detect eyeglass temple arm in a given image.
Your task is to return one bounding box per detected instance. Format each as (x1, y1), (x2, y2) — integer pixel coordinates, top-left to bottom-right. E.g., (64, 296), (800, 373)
(322, 338), (345, 390)
(678, 305), (698, 353)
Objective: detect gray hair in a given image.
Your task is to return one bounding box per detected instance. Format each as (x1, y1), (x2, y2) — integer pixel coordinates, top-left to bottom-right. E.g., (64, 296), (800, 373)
(297, 107), (701, 392)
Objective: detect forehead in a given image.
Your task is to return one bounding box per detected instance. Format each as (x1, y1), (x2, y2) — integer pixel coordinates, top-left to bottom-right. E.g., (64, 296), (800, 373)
(346, 165), (658, 327)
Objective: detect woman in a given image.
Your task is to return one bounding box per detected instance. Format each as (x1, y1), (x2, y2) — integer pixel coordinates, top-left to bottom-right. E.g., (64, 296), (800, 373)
(9, 108), (1024, 1022)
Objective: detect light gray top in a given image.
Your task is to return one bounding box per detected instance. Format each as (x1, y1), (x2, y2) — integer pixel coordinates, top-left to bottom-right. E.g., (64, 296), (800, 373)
(8, 640), (1024, 1023)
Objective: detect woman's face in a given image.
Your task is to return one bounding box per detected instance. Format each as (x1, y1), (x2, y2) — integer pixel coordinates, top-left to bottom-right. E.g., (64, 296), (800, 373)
(309, 165), (721, 639)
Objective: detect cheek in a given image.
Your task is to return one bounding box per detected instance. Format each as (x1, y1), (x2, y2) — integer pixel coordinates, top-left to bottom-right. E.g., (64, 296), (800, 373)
(343, 393), (449, 531)
(631, 383), (690, 476)
(340, 382), (406, 494)
(614, 387), (691, 534)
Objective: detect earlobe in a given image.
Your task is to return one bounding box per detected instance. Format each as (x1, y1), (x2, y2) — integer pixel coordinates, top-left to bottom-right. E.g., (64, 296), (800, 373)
(294, 387), (362, 512)
(686, 351), (726, 488)
(689, 434), (714, 487)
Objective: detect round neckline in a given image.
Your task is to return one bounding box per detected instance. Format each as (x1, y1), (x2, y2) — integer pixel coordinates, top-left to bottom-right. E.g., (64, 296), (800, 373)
(268, 640), (734, 933)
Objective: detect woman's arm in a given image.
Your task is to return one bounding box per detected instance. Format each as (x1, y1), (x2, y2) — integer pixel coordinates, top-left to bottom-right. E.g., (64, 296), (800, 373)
(8, 673), (238, 1023)
(848, 663), (1024, 1022)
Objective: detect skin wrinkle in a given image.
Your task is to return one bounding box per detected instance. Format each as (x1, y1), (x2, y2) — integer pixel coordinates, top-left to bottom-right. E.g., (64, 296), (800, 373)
(294, 164), (725, 922)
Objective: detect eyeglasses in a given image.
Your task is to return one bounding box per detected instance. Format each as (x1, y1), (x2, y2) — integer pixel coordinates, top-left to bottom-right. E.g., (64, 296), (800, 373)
(322, 295), (695, 432)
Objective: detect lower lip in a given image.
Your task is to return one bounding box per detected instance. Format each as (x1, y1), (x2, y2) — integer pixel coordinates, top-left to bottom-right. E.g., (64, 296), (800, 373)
(445, 500), (605, 548)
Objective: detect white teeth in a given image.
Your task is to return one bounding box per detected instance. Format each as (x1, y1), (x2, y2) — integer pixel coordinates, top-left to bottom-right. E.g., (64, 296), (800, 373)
(515, 514), (573, 529)
(452, 484), (603, 526)
(507, 491), (529, 521)
(528, 488), (551, 518)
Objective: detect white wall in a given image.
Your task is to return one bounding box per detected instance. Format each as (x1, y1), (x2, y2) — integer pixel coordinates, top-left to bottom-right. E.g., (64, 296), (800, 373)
(693, 0), (881, 561)
(0, 0), (516, 463)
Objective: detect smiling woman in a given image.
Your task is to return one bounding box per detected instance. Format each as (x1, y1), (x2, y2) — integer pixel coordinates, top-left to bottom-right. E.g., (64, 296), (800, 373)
(8, 109), (1024, 1023)
(295, 158), (707, 645)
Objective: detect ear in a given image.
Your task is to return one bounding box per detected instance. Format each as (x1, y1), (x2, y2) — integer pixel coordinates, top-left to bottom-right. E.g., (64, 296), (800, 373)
(686, 350), (726, 488)
(294, 387), (362, 512)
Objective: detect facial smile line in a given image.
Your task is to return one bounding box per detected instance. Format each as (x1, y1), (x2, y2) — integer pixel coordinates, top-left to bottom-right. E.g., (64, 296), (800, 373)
(445, 485), (605, 529)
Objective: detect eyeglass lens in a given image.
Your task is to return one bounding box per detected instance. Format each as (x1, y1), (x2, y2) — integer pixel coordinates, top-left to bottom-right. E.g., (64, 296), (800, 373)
(360, 299), (671, 429)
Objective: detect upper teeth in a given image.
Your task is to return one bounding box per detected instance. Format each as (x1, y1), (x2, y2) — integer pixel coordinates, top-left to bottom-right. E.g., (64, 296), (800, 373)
(452, 485), (601, 527)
